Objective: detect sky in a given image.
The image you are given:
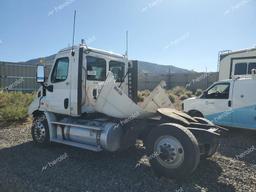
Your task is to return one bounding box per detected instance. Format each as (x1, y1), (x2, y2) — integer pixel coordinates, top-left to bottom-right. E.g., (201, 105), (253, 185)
(0, 0), (255, 72)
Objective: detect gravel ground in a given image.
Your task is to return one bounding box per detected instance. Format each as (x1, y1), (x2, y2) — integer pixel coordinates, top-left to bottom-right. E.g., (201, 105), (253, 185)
(0, 121), (256, 192)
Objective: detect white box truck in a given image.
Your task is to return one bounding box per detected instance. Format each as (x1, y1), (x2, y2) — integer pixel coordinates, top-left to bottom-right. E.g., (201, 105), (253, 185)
(183, 73), (256, 130)
(218, 47), (256, 80)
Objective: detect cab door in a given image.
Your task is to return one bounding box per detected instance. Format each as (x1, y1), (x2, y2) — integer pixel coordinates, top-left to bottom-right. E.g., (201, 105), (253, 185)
(232, 79), (256, 129)
(83, 55), (107, 112)
(44, 55), (71, 115)
(203, 82), (232, 125)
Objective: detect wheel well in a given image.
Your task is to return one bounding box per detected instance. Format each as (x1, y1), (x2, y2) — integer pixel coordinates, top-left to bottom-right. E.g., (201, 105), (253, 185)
(188, 110), (203, 118)
(32, 110), (44, 118)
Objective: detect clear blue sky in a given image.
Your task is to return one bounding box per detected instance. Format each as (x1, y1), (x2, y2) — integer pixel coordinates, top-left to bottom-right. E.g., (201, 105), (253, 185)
(0, 0), (255, 71)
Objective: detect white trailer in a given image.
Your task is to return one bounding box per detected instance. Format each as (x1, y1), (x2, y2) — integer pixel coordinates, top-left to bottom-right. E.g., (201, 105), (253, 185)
(29, 42), (226, 179)
(218, 47), (256, 80)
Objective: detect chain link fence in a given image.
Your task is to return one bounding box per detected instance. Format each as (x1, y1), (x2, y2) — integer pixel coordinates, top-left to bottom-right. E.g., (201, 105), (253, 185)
(0, 62), (52, 92)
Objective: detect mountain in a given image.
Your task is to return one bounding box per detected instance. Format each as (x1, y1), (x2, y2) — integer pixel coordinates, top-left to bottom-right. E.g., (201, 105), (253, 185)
(137, 61), (192, 75)
(1, 55), (194, 75)
(24, 54), (56, 66)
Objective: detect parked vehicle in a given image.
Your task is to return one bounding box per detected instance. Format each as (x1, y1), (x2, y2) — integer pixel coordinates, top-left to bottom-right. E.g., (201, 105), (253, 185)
(183, 73), (256, 130)
(218, 47), (256, 80)
(29, 42), (226, 179)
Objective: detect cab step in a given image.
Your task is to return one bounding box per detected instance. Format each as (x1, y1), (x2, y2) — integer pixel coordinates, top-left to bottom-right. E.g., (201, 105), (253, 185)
(51, 138), (102, 152)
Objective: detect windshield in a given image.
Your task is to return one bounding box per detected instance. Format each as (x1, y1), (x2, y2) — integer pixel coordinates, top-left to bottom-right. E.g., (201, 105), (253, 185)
(109, 61), (125, 82)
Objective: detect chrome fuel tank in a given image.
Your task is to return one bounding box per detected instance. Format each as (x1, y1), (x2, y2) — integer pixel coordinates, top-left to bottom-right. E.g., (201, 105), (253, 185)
(56, 119), (122, 152)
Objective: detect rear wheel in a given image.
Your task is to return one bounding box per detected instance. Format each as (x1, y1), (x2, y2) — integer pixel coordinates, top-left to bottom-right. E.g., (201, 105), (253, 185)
(31, 114), (50, 146)
(146, 123), (200, 179)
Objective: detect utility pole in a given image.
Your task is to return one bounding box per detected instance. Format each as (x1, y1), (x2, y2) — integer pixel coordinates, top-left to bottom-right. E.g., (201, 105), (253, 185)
(168, 66), (171, 89)
(206, 67), (208, 88)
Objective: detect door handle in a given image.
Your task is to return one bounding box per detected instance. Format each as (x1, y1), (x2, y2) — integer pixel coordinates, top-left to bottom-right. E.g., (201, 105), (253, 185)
(228, 100), (232, 107)
(64, 98), (69, 109)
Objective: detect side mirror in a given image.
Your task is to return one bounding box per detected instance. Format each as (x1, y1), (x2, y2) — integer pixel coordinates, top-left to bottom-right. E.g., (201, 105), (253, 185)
(36, 65), (45, 83)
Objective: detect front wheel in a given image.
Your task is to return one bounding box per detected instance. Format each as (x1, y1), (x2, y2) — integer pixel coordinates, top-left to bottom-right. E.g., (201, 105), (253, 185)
(146, 123), (200, 180)
(31, 114), (50, 146)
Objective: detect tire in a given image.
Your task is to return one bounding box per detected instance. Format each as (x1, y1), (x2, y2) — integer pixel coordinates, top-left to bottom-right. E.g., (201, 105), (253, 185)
(31, 114), (50, 146)
(146, 123), (200, 180)
(188, 110), (203, 118)
(194, 117), (219, 158)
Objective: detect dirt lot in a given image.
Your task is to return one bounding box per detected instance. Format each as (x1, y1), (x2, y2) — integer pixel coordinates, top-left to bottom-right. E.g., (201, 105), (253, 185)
(0, 120), (256, 192)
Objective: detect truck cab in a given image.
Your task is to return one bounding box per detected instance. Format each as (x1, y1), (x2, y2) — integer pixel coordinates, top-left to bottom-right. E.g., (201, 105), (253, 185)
(29, 44), (137, 117)
(183, 75), (256, 130)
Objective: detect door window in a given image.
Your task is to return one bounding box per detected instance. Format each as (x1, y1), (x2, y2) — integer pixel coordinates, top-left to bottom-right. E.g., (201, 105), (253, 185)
(51, 57), (69, 83)
(109, 61), (125, 82)
(206, 83), (230, 99)
(86, 56), (106, 81)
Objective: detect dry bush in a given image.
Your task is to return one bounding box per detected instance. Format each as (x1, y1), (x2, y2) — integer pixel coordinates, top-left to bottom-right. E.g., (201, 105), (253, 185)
(137, 90), (151, 102)
(138, 86), (195, 110)
(195, 89), (203, 97)
(168, 92), (176, 103)
(0, 92), (34, 122)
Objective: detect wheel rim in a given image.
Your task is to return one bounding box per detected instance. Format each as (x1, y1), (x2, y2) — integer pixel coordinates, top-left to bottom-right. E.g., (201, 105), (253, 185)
(154, 135), (184, 169)
(33, 120), (46, 143)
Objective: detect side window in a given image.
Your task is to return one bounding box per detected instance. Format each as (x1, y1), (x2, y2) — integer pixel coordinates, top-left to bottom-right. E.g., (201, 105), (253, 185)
(109, 61), (125, 82)
(51, 57), (69, 83)
(206, 83), (230, 99)
(234, 63), (247, 75)
(86, 56), (106, 81)
(248, 63), (256, 74)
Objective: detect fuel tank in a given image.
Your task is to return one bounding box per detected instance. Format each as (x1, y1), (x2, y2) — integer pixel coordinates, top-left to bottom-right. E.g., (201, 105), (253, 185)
(56, 119), (122, 152)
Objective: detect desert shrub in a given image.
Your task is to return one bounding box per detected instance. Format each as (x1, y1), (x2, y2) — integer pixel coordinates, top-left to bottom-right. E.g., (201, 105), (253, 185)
(170, 86), (194, 98)
(172, 86), (187, 97)
(179, 94), (189, 101)
(195, 89), (203, 97)
(137, 92), (144, 102)
(137, 90), (151, 102)
(168, 92), (176, 103)
(140, 90), (150, 97)
(185, 90), (193, 97)
(0, 92), (34, 122)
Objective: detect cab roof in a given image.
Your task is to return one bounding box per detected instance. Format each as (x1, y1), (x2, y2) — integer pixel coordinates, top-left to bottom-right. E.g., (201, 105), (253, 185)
(218, 75), (255, 83)
(220, 47), (256, 57)
(59, 45), (125, 59)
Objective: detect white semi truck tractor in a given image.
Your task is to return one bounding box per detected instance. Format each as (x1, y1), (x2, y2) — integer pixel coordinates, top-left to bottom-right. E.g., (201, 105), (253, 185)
(28, 42), (227, 179)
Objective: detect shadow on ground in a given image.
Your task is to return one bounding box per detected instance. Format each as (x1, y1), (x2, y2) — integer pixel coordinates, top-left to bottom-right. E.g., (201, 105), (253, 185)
(218, 128), (256, 165)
